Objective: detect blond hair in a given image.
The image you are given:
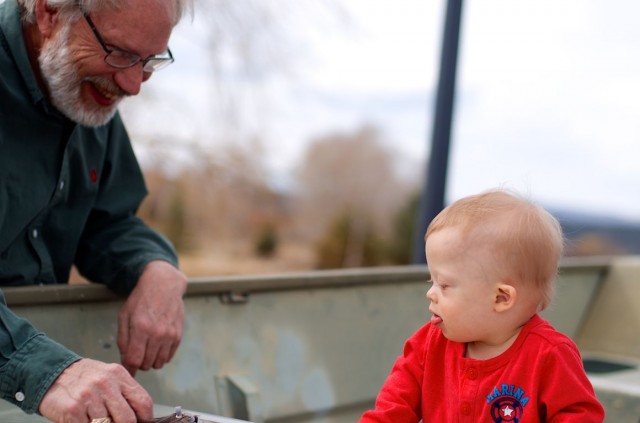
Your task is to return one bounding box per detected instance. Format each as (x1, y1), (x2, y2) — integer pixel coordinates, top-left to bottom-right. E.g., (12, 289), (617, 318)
(425, 190), (564, 310)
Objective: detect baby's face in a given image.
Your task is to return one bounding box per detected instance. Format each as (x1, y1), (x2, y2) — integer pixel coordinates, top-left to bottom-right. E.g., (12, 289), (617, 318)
(425, 227), (503, 344)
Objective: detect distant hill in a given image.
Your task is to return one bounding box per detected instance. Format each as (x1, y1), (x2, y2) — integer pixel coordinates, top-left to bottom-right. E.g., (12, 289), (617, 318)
(549, 208), (640, 255)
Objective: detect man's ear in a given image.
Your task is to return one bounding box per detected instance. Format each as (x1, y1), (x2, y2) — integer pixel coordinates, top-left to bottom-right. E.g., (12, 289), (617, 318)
(34, 0), (60, 38)
(494, 283), (516, 312)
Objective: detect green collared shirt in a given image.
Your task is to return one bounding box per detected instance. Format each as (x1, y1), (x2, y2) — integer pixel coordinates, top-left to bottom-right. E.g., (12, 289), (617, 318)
(0, 0), (178, 413)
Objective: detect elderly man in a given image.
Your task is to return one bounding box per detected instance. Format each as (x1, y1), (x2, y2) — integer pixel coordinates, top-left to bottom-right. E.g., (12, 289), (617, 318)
(0, 0), (193, 421)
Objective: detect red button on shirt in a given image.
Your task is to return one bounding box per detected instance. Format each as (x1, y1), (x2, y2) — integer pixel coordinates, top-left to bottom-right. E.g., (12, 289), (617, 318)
(466, 368), (478, 380)
(460, 402), (472, 415)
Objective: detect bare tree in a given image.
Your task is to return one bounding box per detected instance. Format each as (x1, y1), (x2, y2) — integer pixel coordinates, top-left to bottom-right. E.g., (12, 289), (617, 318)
(294, 125), (412, 267)
(138, 137), (284, 254)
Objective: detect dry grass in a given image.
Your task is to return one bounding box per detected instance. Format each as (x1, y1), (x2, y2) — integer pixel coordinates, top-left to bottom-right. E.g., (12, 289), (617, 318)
(69, 242), (316, 284)
(179, 243), (316, 277)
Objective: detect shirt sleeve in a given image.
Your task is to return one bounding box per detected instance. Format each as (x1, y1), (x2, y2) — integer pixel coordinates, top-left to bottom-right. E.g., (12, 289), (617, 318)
(539, 342), (605, 422)
(74, 114), (179, 295)
(359, 327), (426, 423)
(0, 293), (81, 414)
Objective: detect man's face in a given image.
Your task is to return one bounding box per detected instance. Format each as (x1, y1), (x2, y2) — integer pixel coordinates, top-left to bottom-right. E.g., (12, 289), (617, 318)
(39, 22), (123, 126)
(38, 0), (175, 127)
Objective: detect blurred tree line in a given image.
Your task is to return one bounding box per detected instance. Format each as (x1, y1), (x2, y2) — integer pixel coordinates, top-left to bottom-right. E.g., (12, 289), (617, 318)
(137, 125), (421, 272)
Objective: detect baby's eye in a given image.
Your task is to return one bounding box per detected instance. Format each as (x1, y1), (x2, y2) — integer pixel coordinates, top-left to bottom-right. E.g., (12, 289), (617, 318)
(434, 281), (448, 291)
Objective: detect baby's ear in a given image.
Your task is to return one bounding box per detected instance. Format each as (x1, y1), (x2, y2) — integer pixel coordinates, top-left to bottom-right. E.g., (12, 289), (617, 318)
(494, 283), (516, 312)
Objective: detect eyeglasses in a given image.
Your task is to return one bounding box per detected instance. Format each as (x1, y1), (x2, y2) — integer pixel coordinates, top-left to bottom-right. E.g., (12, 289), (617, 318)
(82, 13), (174, 72)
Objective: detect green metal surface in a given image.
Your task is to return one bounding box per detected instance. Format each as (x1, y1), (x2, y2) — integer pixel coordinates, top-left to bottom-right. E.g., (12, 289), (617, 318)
(578, 257), (640, 358)
(0, 403), (248, 423)
(4, 266), (430, 422)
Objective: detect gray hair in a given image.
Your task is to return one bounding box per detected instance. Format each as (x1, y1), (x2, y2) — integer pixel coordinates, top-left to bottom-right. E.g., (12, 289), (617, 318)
(18, 0), (193, 25)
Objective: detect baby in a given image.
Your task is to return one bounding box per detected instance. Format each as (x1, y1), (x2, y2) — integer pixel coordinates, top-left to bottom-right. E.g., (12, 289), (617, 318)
(360, 190), (604, 422)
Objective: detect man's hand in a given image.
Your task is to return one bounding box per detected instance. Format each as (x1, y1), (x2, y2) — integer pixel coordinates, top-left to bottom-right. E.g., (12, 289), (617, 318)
(39, 358), (154, 423)
(117, 261), (188, 375)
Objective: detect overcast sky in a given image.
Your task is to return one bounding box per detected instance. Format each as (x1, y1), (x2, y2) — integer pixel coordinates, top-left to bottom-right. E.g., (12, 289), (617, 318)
(122, 0), (640, 222)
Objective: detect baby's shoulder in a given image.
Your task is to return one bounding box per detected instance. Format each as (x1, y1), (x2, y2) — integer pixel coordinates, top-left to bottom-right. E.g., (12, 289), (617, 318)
(523, 317), (580, 353)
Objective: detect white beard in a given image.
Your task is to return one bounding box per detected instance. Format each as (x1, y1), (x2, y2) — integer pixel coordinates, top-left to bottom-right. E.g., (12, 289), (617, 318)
(38, 23), (124, 127)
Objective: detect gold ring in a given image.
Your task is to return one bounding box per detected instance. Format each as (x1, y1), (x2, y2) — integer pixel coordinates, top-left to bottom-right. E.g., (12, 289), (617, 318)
(91, 418), (112, 423)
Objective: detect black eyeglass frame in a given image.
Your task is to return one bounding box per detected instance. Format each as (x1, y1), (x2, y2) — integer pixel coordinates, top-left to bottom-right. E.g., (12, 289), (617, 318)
(82, 12), (174, 72)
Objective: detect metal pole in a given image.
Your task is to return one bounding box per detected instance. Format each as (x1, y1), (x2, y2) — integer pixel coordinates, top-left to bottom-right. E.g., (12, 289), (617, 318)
(412, 0), (464, 264)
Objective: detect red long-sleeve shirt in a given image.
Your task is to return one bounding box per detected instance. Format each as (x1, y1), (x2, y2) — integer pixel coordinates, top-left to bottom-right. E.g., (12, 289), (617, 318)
(360, 314), (604, 422)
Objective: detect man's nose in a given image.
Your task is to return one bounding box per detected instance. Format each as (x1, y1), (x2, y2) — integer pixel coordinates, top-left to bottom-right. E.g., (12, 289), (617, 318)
(114, 64), (151, 96)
